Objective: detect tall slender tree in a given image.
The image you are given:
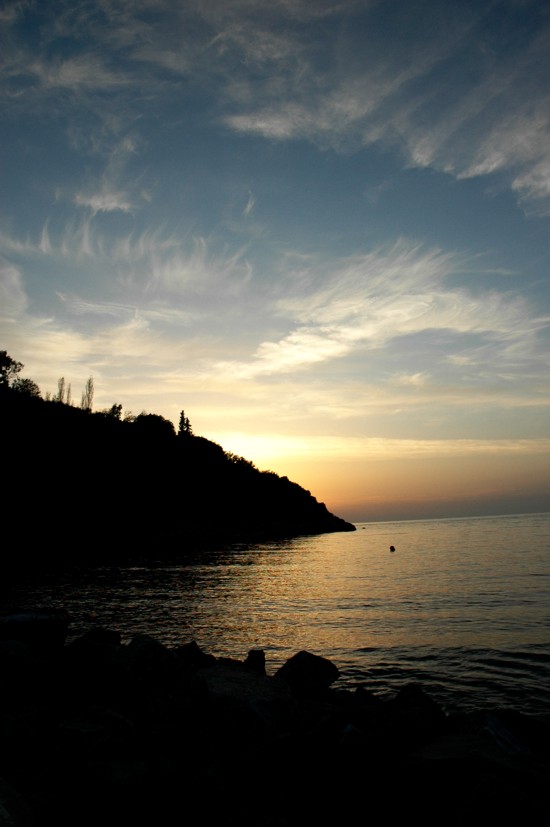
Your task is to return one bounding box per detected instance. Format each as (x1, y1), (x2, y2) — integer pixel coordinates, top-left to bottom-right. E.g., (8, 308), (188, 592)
(81, 376), (94, 411)
(56, 377), (66, 403)
(178, 409), (193, 437)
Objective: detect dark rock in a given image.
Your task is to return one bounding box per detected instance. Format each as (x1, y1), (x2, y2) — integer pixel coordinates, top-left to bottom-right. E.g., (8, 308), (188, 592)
(390, 682), (447, 720)
(66, 626), (122, 653)
(274, 650), (340, 696)
(197, 661), (299, 742)
(0, 622), (548, 827)
(379, 682), (448, 755)
(244, 648), (266, 675)
(112, 634), (182, 687)
(173, 639), (217, 670)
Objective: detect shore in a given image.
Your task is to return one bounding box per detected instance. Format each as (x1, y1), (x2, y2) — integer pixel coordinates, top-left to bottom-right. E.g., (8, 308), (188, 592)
(1, 610), (548, 826)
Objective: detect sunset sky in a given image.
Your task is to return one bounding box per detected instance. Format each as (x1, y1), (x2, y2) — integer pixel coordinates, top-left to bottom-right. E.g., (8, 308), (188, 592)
(1, 0), (549, 522)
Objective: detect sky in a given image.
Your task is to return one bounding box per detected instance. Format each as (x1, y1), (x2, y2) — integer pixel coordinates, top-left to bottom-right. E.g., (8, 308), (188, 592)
(1, 0), (549, 523)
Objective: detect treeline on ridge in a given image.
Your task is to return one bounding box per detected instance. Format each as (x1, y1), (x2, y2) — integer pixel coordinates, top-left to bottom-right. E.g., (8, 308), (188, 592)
(1, 351), (355, 567)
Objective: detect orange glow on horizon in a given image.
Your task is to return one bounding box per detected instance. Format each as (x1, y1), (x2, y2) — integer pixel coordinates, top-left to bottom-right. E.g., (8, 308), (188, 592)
(207, 433), (550, 523)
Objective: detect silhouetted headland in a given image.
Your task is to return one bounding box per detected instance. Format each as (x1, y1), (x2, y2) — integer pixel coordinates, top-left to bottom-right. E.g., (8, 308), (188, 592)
(1, 381), (354, 568)
(0, 610), (548, 827)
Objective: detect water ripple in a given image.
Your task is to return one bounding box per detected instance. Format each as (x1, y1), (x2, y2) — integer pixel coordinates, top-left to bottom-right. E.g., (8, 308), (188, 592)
(4, 513), (549, 715)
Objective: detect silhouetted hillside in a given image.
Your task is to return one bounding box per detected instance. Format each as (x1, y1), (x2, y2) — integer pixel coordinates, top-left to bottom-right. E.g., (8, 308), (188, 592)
(2, 387), (354, 567)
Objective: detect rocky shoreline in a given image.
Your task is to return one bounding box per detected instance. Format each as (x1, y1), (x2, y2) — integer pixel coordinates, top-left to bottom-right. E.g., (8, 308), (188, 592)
(1, 610), (549, 826)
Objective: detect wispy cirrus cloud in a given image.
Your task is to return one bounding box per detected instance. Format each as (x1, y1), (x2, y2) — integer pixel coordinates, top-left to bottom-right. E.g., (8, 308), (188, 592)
(3, 216), (546, 385)
(0, 260), (28, 317)
(213, 242), (547, 379)
(31, 55), (127, 92)
(209, 432), (550, 462)
(73, 189), (134, 215)
(4, 0), (548, 212)
(0, 220), (254, 321)
(71, 136), (148, 215)
(243, 192), (256, 217)
(221, 3), (550, 211)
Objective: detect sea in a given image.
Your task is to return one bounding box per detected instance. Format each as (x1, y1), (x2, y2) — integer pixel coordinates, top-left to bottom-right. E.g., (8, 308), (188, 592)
(4, 512), (550, 716)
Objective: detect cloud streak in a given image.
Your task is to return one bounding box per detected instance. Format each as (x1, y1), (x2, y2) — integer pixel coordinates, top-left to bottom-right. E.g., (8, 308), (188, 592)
(4, 1), (549, 209)
(214, 243), (546, 379)
(220, 3), (550, 211)
(211, 432), (550, 461)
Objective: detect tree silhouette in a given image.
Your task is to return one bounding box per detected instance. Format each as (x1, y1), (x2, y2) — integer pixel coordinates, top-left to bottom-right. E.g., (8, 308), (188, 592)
(0, 351), (23, 388)
(135, 412), (176, 439)
(104, 403), (122, 419)
(55, 377), (66, 403)
(178, 409), (193, 437)
(12, 377), (41, 397)
(81, 376), (94, 411)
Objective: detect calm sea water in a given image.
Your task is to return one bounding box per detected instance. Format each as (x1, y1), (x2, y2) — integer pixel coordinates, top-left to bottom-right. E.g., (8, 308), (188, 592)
(5, 512), (550, 715)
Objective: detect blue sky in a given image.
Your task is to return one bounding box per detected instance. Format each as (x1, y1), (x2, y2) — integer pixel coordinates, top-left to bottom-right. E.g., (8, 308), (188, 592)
(1, 0), (549, 521)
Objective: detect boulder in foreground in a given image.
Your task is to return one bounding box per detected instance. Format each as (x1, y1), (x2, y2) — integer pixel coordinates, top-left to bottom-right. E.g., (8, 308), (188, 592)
(0, 612), (548, 826)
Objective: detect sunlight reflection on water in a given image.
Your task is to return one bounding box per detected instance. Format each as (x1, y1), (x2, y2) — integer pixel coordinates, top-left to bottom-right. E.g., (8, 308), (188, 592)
(5, 513), (550, 713)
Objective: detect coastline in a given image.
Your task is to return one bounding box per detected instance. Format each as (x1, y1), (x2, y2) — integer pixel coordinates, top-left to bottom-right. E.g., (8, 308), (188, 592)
(1, 611), (548, 826)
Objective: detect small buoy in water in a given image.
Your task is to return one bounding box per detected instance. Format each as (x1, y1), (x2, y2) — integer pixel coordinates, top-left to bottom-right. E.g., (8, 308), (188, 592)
(389, 545), (395, 552)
